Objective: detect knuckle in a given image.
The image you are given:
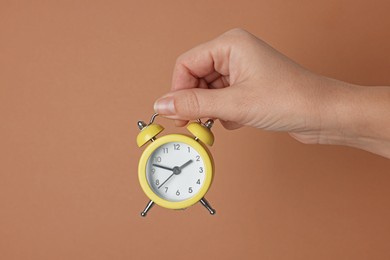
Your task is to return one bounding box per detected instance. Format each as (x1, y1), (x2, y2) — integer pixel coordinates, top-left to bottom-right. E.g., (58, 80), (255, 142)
(174, 54), (186, 67)
(224, 28), (251, 38)
(225, 27), (247, 35)
(219, 28), (256, 49)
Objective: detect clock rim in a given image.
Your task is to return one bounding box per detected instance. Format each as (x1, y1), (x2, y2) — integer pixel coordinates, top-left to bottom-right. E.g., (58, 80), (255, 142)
(138, 134), (214, 210)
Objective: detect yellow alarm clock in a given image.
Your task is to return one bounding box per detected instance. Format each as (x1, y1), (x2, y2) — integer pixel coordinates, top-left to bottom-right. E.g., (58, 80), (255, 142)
(137, 113), (216, 217)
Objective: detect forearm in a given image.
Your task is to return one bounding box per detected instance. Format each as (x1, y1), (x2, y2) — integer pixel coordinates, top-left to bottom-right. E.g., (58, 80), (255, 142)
(320, 78), (390, 158)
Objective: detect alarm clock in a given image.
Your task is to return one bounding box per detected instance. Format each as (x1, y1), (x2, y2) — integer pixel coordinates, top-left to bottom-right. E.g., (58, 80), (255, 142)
(137, 113), (216, 217)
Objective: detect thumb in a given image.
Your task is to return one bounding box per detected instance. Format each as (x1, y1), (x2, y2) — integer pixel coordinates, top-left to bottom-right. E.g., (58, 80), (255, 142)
(153, 88), (240, 122)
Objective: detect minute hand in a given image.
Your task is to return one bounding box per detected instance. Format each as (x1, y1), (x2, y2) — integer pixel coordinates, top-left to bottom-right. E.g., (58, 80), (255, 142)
(152, 164), (174, 172)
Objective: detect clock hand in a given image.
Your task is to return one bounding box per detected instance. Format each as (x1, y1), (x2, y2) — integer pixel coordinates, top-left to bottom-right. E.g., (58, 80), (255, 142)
(157, 160), (193, 189)
(178, 159), (193, 170)
(152, 164), (174, 172)
(158, 172), (175, 189)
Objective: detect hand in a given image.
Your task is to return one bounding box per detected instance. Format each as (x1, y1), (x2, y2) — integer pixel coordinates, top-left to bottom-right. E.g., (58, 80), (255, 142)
(153, 28), (390, 158)
(153, 28), (334, 143)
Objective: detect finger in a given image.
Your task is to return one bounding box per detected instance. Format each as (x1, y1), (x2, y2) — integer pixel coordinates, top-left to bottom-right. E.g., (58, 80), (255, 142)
(171, 36), (230, 91)
(174, 119), (188, 127)
(209, 75), (230, 89)
(220, 120), (243, 130)
(203, 71), (223, 84)
(154, 87), (242, 123)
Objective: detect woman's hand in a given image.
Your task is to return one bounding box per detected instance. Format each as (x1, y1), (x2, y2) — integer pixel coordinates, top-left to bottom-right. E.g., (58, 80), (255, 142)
(154, 28), (390, 158)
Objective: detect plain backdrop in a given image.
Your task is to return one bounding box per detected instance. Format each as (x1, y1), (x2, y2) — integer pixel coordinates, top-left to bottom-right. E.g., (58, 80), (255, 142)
(1, 1), (390, 259)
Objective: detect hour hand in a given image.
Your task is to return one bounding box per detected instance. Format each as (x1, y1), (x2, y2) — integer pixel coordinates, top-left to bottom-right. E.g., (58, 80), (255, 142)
(152, 164), (174, 172)
(179, 159), (193, 170)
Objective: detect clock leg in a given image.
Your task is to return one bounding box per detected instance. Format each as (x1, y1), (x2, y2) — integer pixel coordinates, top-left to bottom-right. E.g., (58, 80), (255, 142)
(199, 197), (216, 215)
(140, 200), (154, 217)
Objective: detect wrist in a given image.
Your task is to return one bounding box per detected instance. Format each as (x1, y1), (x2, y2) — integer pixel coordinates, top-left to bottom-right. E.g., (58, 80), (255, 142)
(318, 79), (390, 158)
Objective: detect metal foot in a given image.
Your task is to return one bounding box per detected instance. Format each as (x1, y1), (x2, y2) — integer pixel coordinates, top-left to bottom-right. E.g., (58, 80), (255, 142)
(199, 197), (216, 215)
(140, 200), (154, 217)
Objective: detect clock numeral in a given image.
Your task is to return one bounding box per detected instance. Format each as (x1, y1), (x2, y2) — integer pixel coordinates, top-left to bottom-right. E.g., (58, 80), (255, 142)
(188, 187), (193, 193)
(164, 187), (168, 193)
(199, 167), (203, 173)
(196, 155), (200, 161)
(187, 147), (191, 153)
(151, 168), (155, 174)
(174, 144), (180, 150)
(196, 179), (201, 185)
(176, 190), (180, 196)
(154, 156), (162, 163)
(162, 148), (168, 154)
(155, 179), (160, 186)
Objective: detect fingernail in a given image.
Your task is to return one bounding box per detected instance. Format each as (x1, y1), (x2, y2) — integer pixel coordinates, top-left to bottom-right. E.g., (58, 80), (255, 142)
(154, 97), (175, 115)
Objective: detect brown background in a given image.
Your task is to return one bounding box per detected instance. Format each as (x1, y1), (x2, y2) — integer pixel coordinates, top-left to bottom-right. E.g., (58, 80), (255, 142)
(1, 1), (390, 259)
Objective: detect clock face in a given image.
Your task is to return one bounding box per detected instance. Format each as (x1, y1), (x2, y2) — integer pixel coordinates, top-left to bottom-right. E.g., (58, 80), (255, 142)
(146, 141), (206, 202)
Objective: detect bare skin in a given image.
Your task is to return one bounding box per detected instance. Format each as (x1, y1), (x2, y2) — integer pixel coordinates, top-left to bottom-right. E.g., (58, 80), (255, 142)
(154, 28), (390, 159)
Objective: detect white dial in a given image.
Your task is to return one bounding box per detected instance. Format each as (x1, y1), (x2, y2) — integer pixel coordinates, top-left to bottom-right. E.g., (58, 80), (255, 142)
(146, 141), (206, 202)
